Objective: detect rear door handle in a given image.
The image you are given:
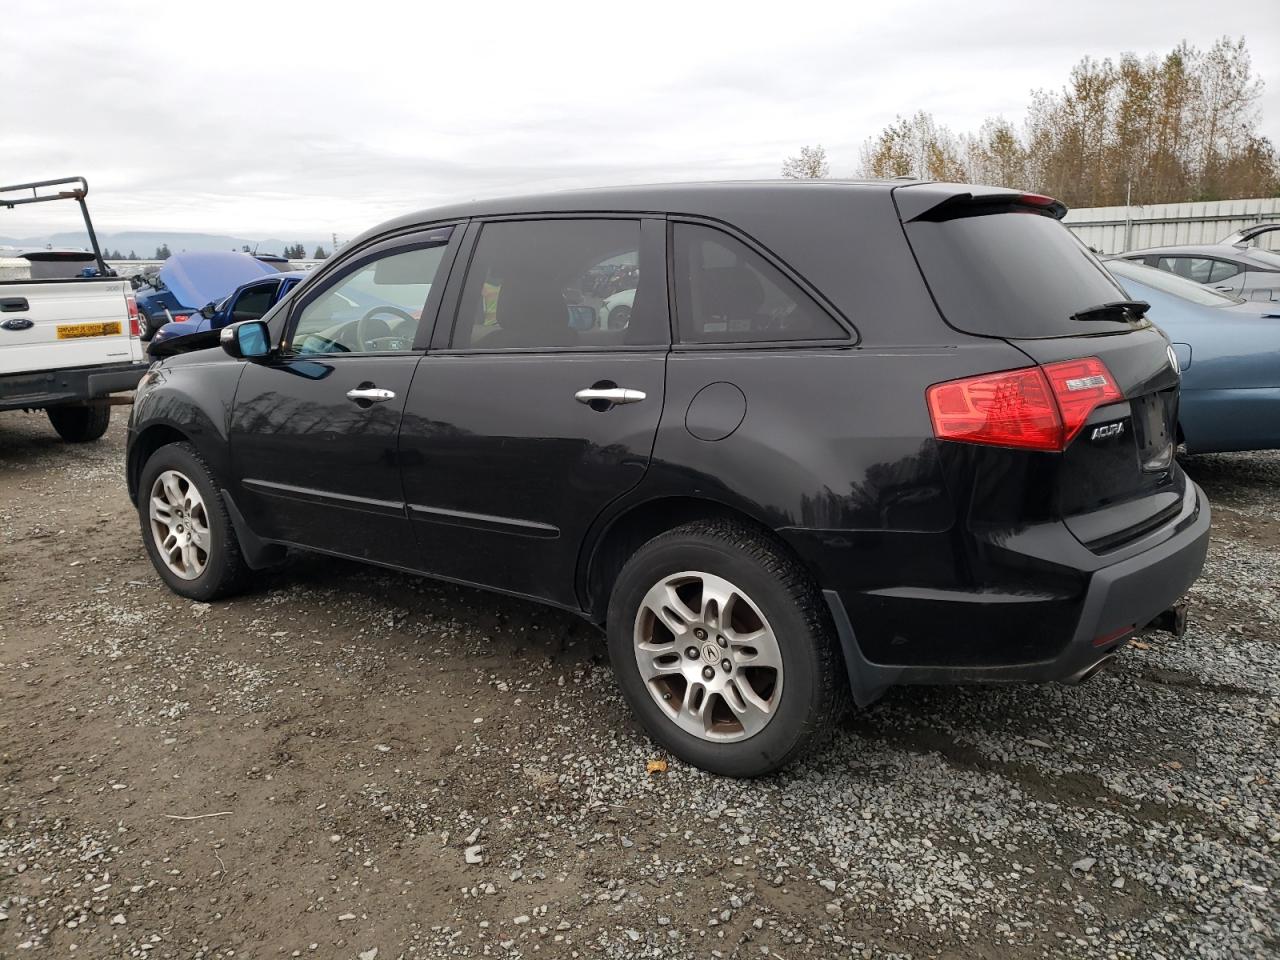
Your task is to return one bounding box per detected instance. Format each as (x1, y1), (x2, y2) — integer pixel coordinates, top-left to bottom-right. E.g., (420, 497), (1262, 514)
(346, 387), (395, 403)
(575, 387), (646, 406)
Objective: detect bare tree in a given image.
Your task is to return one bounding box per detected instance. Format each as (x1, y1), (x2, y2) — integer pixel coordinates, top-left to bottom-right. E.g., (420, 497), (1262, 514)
(858, 112), (966, 181)
(781, 145), (830, 179)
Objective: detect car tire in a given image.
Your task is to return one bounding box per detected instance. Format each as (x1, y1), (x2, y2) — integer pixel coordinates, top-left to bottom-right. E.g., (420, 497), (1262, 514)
(606, 519), (847, 777)
(136, 441), (248, 601)
(137, 310), (152, 341)
(47, 400), (111, 443)
(606, 305), (631, 330)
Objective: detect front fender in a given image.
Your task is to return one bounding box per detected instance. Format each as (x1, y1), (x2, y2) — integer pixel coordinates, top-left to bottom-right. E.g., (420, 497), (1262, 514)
(128, 353), (246, 496)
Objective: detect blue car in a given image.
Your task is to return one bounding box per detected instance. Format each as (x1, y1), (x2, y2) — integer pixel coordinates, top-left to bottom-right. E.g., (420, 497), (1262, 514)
(149, 270), (310, 351)
(136, 251), (285, 340)
(1106, 257), (1280, 453)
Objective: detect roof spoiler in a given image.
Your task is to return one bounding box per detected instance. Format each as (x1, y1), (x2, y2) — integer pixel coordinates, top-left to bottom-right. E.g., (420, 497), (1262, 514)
(1219, 223), (1280, 248)
(892, 183), (1068, 222)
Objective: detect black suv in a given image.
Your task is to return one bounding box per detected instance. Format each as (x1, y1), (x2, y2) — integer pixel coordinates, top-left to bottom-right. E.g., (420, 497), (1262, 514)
(127, 181), (1210, 777)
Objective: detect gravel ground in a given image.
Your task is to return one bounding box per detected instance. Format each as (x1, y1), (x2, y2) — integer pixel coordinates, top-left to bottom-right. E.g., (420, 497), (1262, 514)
(1, 411), (1276, 960)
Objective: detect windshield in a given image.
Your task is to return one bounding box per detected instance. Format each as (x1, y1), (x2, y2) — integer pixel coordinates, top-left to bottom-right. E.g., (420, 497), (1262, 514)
(904, 210), (1144, 339)
(1106, 258), (1243, 306)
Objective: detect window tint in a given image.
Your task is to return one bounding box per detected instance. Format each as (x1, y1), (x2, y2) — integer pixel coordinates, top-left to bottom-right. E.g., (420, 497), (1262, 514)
(904, 212), (1142, 340)
(1208, 260), (1240, 283)
(452, 219), (660, 350)
(672, 223), (845, 343)
(1105, 258), (1242, 306)
(290, 244), (445, 355)
(231, 283), (276, 324)
(1156, 256), (1214, 284)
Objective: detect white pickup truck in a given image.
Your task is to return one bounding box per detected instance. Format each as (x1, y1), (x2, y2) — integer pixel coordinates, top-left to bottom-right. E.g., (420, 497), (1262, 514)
(1, 178), (148, 442)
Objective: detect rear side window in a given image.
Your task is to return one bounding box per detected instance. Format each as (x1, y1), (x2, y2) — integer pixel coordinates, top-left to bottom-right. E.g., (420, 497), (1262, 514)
(905, 211), (1142, 340)
(451, 219), (664, 350)
(672, 223), (847, 344)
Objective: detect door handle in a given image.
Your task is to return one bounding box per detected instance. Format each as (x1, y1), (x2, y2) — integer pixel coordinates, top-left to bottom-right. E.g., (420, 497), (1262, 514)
(346, 387), (396, 403)
(575, 387), (646, 406)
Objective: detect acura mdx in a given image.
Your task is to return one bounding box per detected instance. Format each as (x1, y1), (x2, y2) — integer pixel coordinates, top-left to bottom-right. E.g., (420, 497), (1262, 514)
(127, 181), (1210, 776)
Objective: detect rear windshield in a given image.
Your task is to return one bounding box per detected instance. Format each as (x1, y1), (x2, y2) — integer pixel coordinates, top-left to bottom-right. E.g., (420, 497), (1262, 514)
(905, 211), (1145, 340)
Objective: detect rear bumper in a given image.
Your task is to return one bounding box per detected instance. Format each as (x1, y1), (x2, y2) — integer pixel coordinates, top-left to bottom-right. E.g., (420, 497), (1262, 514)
(819, 481), (1211, 706)
(0, 360), (150, 411)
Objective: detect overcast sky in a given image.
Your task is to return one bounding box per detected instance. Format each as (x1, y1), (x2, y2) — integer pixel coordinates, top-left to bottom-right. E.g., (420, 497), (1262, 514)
(4, 0), (1279, 242)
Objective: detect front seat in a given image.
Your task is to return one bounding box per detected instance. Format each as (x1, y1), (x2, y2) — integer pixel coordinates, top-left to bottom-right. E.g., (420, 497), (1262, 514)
(480, 274), (579, 349)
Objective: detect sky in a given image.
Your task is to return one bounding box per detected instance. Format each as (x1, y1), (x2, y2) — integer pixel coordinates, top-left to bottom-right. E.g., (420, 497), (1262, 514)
(4, 0), (1279, 243)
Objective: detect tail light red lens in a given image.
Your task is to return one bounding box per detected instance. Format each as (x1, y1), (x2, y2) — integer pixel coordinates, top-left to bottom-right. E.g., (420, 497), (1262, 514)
(173, 314), (190, 323)
(125, 293), (140, 338)
(927, 357), (1123, 452)
(1041, 357), (1124, 444)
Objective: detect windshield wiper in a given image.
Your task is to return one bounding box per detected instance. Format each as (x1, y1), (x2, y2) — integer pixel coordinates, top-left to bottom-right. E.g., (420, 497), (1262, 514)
(1071, 300), (1150, 323)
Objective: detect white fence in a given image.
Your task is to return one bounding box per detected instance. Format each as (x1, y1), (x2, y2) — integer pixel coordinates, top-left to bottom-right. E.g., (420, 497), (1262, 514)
(1064, 196), (1280, 255)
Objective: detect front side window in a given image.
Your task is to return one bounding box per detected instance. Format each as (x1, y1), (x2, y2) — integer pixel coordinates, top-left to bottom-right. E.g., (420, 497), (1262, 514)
(672, 223), (846, 344)
(289, 244), (446, 355)
(1208, 260), (1240, 283)
(451, 219), (659, 350)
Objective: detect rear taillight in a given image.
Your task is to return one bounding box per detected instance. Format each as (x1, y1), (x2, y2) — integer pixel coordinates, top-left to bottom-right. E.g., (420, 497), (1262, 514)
(173, 314), (190, 323)
(126, 293), (140, 337)
(1040, 357), (1125, 444)
(927, 357), (1123, 452)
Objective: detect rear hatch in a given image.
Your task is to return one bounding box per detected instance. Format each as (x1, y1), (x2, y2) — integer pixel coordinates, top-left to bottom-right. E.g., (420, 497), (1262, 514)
(898, 187), (1183, 552)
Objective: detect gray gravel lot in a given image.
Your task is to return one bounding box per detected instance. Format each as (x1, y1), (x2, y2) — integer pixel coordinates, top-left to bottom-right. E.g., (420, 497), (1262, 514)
(1, 411), (1277, 959)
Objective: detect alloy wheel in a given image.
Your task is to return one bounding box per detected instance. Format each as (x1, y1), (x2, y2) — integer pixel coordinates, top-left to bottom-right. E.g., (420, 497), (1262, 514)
(148, 469), (210, 580)
(633, 571), (783, 742)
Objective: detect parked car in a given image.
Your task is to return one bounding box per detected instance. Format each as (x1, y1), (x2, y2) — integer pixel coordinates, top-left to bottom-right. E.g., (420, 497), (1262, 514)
(599, 287), (635, 330)
(148, 271), (309, 354)
(1, 177), (147, 442)
(127, 181), (1209, 777)
(1105, 257), (1280, 453)
(135, 251), (281, 339)
(1217, 223), (1280, 250)
(1119, 240), (1280, 301)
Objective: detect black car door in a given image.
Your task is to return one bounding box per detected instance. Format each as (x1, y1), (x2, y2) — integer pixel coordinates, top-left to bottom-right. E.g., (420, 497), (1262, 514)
(399, 217), (669, 608)
(228, 226), (459, 568)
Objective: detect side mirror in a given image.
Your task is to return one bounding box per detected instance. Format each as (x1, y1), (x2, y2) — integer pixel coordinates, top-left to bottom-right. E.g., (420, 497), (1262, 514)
(220, 320), (271, 359)
(200, 302), (217, 320)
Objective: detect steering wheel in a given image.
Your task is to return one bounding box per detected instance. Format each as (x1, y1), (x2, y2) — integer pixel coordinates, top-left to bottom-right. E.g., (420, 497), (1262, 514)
(355, 305), (416, 351)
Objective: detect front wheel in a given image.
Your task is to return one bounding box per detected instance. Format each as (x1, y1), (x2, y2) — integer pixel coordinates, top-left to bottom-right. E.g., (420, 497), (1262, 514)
(606, 520), (846, 777)
(47, 400), (110, 443)
(137, 442), (248, 601)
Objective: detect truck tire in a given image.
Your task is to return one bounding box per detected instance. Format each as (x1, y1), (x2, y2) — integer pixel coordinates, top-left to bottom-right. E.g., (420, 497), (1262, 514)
(606, 519), (848, 777)
(47, 400), (111, 443)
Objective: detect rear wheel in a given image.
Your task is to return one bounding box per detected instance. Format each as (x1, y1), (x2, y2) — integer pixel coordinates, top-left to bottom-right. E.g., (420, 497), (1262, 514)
(607, 520), (846, 777)
(137, 442), (248, 600)
(47, 400), (110, 443)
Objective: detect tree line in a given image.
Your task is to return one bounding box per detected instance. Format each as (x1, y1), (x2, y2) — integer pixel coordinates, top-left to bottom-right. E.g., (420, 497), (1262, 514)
(106, 243), (330, 261)
(782, 37), (1280, 208)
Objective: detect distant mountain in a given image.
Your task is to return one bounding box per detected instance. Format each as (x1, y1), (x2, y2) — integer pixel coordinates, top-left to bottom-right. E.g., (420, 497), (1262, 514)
(0, 230), (332, 258)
